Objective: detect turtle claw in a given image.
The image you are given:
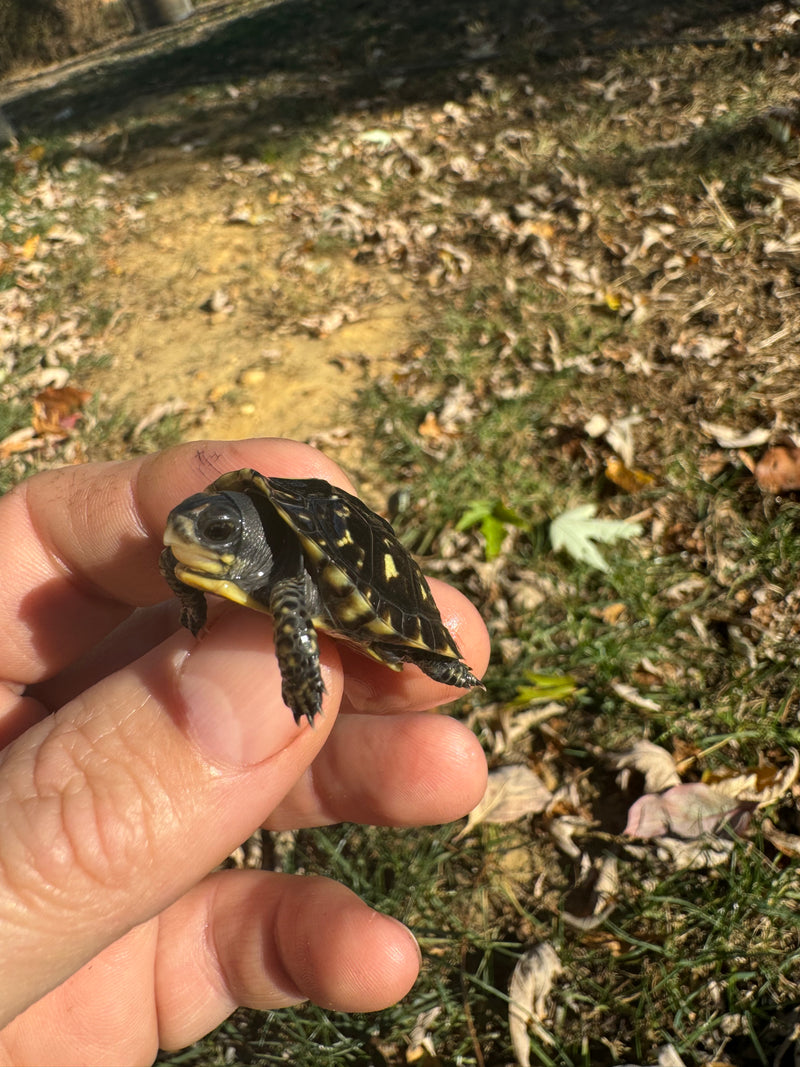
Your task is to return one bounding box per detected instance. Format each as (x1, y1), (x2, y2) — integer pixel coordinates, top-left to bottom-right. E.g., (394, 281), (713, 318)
(284, 676), (325, 726)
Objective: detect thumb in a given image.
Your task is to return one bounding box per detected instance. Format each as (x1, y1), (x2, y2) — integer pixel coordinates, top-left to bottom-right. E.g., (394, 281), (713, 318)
(0, 608), (340, 1027)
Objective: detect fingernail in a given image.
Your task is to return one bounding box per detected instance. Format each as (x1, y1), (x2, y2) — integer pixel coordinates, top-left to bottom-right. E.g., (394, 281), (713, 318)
(173, 611), (307, 767)
(391, 917), (422, 966)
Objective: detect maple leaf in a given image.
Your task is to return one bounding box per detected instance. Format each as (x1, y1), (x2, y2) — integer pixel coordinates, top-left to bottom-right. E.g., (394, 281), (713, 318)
(456, 499), (529, 560)
(549, 504), (642, 573)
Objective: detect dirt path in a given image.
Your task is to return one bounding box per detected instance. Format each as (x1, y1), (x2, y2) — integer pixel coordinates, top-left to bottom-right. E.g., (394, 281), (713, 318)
(82, 157), (419, 457)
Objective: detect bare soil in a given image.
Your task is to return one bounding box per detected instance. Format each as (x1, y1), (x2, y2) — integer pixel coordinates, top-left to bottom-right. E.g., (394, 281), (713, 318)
(82, 163), (418, 451)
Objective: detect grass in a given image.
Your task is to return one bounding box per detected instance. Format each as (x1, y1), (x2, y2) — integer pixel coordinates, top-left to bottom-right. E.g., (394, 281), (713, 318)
(4, 0), (800, 1063)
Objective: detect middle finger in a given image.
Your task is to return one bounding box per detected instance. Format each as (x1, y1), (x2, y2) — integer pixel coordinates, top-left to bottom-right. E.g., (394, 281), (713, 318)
(265, 709), (487, 830)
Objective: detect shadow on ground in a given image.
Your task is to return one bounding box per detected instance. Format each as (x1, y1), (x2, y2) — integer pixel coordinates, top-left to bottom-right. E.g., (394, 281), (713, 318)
(1, 0), (769, 170)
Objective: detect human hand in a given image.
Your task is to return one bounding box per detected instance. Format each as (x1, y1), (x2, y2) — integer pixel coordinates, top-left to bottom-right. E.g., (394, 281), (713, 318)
(0, 439), (489, 1066)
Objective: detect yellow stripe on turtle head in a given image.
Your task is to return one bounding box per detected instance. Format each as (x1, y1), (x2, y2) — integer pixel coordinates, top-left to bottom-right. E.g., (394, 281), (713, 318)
(174, 564), (272, 615)
(167, 542), (238, 578)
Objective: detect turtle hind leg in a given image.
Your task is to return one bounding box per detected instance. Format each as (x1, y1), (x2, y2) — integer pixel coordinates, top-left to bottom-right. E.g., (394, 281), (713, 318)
(269, 576), (324, 725)
(404, 649), (484, 692)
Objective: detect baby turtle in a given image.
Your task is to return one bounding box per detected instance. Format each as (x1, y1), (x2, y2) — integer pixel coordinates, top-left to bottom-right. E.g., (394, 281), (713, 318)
(160, 469), (482, 724)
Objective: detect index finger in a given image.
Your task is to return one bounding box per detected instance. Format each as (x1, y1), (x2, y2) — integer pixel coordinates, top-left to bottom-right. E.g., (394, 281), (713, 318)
(1, 438), (356, 685)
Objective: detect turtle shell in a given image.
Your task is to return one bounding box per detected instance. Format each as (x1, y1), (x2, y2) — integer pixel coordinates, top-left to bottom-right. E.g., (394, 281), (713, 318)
(212, 469), (463, 666)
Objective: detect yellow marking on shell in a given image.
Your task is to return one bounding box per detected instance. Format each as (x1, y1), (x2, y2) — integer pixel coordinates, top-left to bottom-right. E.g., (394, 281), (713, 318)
(352, 641), (403, 668)
(296, 532), (327, 565)
(325, 630), (404, 669)
(174, 566), (272, 614)
(383, 552), (400, 581)
(400, 631), (435, 652)
(334, 590), (378, 626)
(363, 614), (400, 637)
(213, 469), (253, 492)
(335, 528), (355, 546)
(321, 563), (354, 595)
(325, 582), (396, 637)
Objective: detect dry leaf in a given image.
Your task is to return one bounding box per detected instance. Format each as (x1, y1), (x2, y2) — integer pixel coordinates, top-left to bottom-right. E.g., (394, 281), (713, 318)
(612, 740), (681, 794)
(132, 400), (188, 439)
(460, 765), (552, 836)
(562, 855), (619, 929)
(45, 223), (86, 245)
(629, 1045), (687, 1067)
(299, 305), (360, 337)
(19, 234), (40, 260)
(703, 749), (799, 806)
(509, 943), (562, 1067)
(32, 385), (92, 436)
(754, 445), (800, 492)
(700, 421), (772, 449)
(653, 835), (735, 871)
(27, 366), (70, 391)
(761, 817), (800, 858)
(625, 783), (745, 840)
(605, 456), (655, 493)
(0, 426), (43, 458)
(610, 682), (660, 712)
(201, 289), (234, 315)
(405, 1007), (442, 1064)
(417, 410), (459, 445)
(548, 815), (590, 859)
(600, 601), (626, 625)
(604, 414), (643, 466)
(583, 413), (609, 437)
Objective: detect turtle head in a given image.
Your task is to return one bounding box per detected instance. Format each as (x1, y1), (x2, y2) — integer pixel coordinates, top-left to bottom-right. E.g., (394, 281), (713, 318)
(163, 490), (275, 600)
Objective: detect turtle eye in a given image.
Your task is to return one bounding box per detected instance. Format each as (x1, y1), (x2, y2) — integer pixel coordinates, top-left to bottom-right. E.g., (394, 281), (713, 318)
(197, 505), (239, 546)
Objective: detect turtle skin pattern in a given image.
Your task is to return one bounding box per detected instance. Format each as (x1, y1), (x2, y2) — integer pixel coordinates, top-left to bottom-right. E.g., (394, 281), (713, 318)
(160, 469), (482, 724)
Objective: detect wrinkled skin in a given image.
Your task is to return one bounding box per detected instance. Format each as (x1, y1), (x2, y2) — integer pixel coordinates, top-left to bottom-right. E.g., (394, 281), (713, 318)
(0, 439), (489, 1067)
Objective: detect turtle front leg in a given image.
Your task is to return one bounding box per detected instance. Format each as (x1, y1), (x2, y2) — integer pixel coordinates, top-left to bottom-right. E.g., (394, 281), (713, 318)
(269, 575), (324, 725)
(159, 547), (208, 635)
